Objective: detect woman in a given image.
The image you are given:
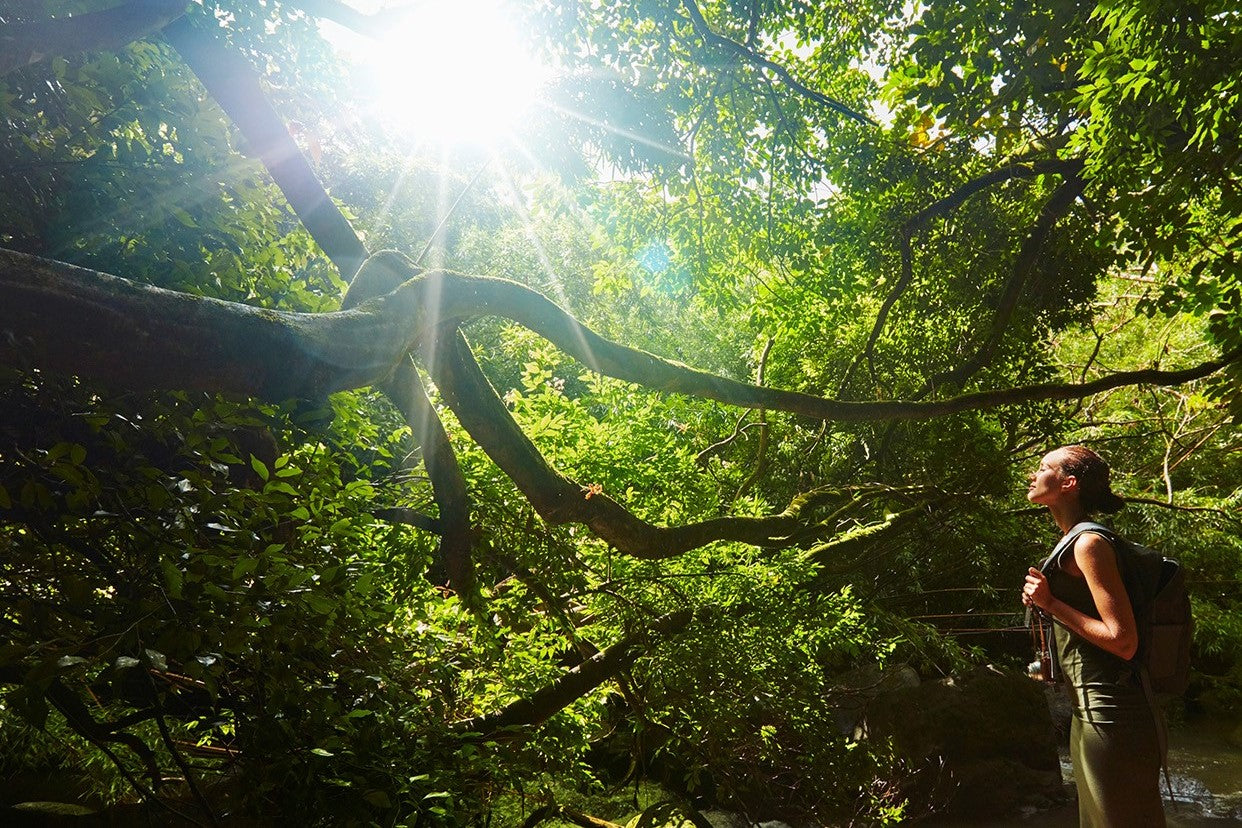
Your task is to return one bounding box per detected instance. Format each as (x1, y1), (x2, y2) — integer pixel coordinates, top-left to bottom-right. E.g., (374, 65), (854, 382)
(1021, 445), (1165, 827)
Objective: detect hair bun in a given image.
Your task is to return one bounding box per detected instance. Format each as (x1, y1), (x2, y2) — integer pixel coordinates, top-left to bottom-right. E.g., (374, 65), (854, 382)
(1098, 491), (1126, 514)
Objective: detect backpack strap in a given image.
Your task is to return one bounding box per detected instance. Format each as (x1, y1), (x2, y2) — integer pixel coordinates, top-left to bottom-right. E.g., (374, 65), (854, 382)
(1038, 521), (1111, 575)
(1138, 661), (1175, 799)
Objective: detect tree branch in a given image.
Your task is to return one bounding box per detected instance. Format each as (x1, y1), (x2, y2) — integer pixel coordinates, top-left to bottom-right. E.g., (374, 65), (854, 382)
(44, 678), (173, 811)
(342, 251), (473, 590)
(840, 159), (1085, 394)
(149, 679), (219, 827)
(428, 327), (824, 558)
(281, 0), (414, 40)
(163, 17), (367, 279)
(4, 247), (1239, 425)
(453, 608), (695, 734)
(0, 0), (189, 76)
(927, 172), (1087, 391)
(1121, 495), (1242, 523)
(383, 358), (475, 589)
(677, 0), (875, 126)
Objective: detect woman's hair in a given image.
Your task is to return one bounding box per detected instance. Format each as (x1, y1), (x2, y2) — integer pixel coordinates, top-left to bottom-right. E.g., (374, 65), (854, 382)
(1055, 444), (1126, 514)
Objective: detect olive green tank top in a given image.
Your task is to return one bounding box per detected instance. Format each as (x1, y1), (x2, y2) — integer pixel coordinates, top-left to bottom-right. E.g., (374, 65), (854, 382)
(1044, 529), (1142, 709)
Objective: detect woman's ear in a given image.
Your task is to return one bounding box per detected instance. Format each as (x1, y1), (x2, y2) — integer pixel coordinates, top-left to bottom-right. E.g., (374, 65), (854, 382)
(1061, 474), (1079, 494)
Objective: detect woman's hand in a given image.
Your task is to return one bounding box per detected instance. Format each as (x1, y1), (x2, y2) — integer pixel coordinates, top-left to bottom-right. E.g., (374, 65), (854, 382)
(1023, 567), (1053, 611)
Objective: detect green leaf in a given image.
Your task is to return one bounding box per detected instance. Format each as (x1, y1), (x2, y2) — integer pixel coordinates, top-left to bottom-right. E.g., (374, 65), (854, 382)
(363, 790), (391, 808)
(161, 559), (183, 599)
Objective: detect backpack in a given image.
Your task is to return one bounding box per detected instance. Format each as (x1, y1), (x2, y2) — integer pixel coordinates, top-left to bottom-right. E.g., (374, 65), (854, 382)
(1043, 522), (1193, 696)
(1125, 541), (1194, 697)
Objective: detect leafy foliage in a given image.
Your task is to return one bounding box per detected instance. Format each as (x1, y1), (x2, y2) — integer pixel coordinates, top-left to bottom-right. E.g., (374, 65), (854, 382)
(0, 0), (1239, 824)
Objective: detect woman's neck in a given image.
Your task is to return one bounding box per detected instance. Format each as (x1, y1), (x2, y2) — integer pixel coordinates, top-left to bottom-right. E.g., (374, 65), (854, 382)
(1049, 503), (1089, 535)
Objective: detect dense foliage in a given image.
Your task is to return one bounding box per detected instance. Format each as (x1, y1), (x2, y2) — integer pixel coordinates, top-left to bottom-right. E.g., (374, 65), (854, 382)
(0, 0), (1238, 825)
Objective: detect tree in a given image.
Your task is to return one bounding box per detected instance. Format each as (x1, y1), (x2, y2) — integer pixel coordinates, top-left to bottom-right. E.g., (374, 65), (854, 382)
(1, 0), (1238, 823)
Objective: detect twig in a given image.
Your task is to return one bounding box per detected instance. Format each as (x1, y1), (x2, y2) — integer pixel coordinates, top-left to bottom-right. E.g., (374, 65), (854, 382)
(678, 0), (875, 125)
(734, 337), (774, 502)
(414, 160), (490, 268)
(149, 674), (220, 826)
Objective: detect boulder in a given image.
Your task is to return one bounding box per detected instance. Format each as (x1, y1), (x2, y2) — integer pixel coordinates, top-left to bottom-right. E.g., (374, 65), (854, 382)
(858, 665), (1066, 820)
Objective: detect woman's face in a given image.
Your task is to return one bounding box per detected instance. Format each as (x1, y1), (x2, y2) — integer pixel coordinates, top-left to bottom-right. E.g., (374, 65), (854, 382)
(1027, 450), (1072, 506)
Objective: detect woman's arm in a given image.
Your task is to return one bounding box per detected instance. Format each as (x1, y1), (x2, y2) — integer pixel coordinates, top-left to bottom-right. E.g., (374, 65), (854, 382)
(1023, 533), (1139, 660)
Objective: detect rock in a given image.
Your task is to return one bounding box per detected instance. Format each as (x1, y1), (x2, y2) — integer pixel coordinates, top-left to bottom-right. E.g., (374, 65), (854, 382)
(857, 664), (1067, 820)
(1229, 721), (1242, 749)
(700, 811), (751, 828)
(828, 662), (921, 737)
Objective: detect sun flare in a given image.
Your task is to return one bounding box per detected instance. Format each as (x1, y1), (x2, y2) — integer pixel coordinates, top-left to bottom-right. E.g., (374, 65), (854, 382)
(345, 0), (548, 145)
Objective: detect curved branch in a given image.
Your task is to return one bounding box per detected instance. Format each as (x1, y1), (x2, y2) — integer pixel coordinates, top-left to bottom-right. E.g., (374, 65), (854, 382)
(453, 608), (695, 734)
(927, 172), (1087, 391)
(693, 411), (751, 464)
(0, 0), (189, 76)
(428, 327), (823, 557)
(282, 0), (413, 40)
(904, 159), (1084, 230)
(383, 359), (474, 589)
(805, 502), (934, 573)
(678, 0), (875, 126)
(840, 159), (1085, 393)
(163, 18), (367, 279)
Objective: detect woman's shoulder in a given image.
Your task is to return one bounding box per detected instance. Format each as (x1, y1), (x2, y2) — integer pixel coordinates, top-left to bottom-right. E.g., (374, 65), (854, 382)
(1070, 530), (1123, 577)
(1053, 527), (1117, 577)
(1072, 528), (1117, 554)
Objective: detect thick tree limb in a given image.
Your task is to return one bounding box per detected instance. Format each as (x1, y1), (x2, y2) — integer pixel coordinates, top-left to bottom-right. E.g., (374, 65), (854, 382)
(678, 0), (874, 126)
(0, 248), (410, 398)
(382, 358), (474, 588)
(282, 0), (413, 40)
(453, 608), (695, 734)
(429, 328), (818, 557)
(4, 247), (1239, 423)
(163, 18), (367, 280)
(0, 0), (188, 76)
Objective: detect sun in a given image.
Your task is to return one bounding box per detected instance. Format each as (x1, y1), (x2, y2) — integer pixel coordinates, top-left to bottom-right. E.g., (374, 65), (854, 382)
(342, 0), (549, 146)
